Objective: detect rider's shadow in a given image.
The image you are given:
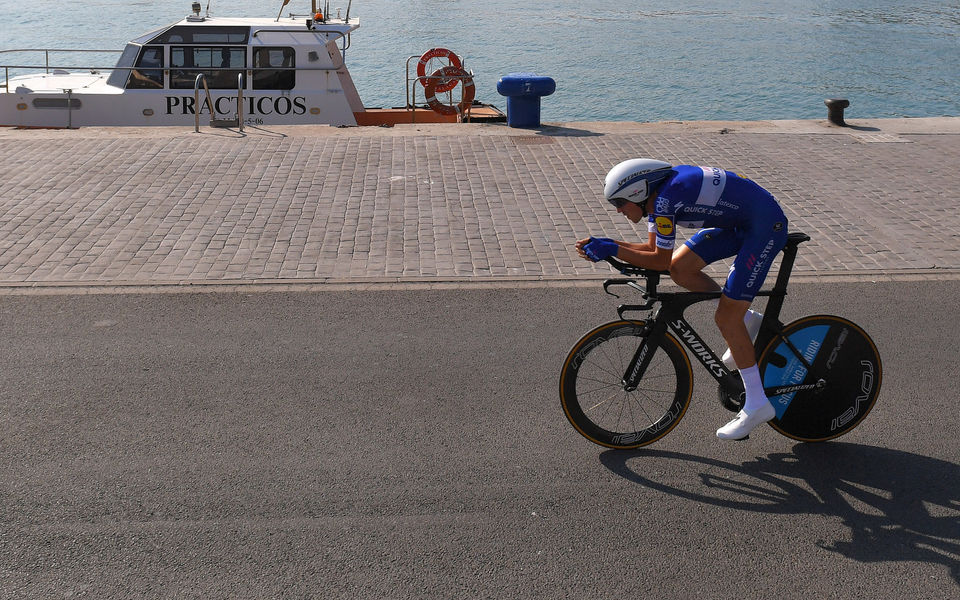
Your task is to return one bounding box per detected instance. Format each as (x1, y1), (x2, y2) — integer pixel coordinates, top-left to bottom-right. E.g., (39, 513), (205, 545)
(600, 443), (960, 584)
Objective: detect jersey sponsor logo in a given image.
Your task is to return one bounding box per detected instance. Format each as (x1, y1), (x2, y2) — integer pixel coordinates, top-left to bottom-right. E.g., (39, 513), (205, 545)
(683, 205), (724, 217)
(696, 166), (726, 207)
(746, 239), (777, 289)
(655, 197), (669, 214)
(655, 216), (674, 236)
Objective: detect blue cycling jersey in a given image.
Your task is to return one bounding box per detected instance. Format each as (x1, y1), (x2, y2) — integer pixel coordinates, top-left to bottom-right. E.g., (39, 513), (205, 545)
(648, 165), (788, 301)
(648, 165), (782, 249)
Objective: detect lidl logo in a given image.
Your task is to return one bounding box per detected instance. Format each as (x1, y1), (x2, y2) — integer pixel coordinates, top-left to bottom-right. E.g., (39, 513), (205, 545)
(656, 216), (674, 236)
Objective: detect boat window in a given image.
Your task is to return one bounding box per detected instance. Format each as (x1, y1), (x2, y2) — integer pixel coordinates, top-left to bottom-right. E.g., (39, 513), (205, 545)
(127, 46), (164, 89)
(106, 43), (140, 88)
(149, 26), (248, 45)
(253, 47), (296, 90)
(170, 46), (246, 89)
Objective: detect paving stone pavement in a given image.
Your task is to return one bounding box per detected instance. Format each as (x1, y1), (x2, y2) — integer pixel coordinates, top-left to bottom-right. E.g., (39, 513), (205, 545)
(1, 118), (959, 291)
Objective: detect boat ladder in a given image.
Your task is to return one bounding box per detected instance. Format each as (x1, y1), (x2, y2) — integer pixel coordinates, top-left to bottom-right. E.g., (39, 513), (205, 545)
(194, 73), (244, 132)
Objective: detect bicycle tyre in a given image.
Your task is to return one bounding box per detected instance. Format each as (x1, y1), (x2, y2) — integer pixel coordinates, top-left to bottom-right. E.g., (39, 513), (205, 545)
(758, 315), (882, 442)
(559, 320), (693, 449)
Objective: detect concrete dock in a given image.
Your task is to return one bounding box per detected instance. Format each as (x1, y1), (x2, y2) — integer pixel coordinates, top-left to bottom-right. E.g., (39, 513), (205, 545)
(3, 118), (959, 599)
(2, 117), (959, 292)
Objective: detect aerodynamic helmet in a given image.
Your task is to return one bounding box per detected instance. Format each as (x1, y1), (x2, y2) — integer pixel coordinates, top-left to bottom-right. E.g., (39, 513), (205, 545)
(602, 158), (674, 208)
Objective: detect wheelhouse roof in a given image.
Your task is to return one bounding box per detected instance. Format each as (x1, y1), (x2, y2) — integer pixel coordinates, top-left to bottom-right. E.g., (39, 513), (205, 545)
(127, 14), (357, 45)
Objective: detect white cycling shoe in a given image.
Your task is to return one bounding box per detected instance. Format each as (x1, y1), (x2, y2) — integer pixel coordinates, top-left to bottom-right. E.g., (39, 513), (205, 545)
(722, 310), (765, 370)
(716, 402), (776, 440)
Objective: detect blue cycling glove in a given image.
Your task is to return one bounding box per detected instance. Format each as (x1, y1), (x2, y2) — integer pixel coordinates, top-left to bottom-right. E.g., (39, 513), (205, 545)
(583, 237), (619, 262)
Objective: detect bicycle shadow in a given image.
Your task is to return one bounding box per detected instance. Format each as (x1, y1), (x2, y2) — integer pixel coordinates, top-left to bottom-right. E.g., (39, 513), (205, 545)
(600, 443), (960, 584)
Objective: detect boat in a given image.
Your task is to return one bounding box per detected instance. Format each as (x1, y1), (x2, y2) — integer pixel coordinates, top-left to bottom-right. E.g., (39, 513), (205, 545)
(0, 1), (504, 129)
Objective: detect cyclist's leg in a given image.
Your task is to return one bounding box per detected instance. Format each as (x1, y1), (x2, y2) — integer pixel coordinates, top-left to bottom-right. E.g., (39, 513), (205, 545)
(716, 222), (788, 439)
(718, 215), (788, 365)
(670, 228), (739, 292)
(673, 228), (760, 368)
(670, 245), (719, 292)
(716, 295), (754, 368)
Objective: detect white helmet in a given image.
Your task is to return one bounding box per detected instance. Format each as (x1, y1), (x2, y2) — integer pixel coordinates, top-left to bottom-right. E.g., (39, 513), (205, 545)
(603, 158), (674, 207)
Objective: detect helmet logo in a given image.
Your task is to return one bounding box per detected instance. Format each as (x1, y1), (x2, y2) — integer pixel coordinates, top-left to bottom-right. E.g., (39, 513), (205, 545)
(617, 168), (660, 187)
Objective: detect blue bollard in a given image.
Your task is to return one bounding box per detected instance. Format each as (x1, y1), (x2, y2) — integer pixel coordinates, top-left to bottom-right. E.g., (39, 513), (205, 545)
(496, 73), (556, 128)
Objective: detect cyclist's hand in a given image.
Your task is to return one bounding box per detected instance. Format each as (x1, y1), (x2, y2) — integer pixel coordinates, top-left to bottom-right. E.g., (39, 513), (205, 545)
(582, 237), (619, 262)
(575, 237), (594, 261)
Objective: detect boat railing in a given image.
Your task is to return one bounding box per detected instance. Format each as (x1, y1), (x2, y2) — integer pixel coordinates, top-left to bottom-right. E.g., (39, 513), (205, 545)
(251, 28), (350, 70)
(404, 54), (474, 123)
(0, 48), (119, 92)
(236, 72), (244, 131)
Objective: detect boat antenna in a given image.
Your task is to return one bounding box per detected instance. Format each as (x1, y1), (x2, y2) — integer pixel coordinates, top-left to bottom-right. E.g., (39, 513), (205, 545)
(205, 1), (212, 17)
(275, 0), (292, 22)
(345, 0), (352, 22)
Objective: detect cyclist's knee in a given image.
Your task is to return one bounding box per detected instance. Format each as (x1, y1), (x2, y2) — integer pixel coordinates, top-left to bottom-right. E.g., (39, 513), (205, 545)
(669, 268), (695, 287)
(669, 248), (705, 286)
(715, 297), (750, 331)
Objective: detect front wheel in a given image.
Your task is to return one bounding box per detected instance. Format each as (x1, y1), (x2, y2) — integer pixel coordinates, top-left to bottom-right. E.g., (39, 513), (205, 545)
(559, 320), (693, 449)
(759, 315), (882, 442)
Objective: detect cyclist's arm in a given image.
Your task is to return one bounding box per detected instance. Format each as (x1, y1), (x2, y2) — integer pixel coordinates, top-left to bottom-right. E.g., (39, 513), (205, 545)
(615, 240), (672, 271)
(617, 230), (657, 253)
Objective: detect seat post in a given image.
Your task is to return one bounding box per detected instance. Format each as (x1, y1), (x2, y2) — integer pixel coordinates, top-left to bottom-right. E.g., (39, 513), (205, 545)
(764, 232), (809, 320)
(772, 242), (799, 293)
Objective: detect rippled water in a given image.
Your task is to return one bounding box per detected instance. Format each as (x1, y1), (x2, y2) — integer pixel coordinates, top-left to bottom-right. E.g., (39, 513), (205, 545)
(2, 0), (958, 122)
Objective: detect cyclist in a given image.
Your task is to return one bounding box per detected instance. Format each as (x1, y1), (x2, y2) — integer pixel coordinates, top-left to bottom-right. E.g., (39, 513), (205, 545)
(575, 158), (788, 440)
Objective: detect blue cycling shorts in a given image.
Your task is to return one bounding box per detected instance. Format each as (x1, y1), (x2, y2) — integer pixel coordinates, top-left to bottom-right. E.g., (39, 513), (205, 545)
(684, 218), (788, 302)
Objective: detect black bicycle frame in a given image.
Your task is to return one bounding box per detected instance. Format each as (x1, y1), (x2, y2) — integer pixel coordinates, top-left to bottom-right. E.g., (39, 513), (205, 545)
(617, 232), (821, 397)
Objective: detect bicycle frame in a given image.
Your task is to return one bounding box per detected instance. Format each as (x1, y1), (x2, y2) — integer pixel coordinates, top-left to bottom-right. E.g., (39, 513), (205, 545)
(608, 232), (819, 397)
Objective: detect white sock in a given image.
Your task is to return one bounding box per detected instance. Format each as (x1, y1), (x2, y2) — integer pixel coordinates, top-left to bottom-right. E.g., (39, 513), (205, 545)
(739, 365), (769, 412)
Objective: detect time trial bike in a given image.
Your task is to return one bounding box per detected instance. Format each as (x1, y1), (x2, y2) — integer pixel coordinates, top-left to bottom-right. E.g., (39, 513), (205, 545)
(559, 232), (882, 449)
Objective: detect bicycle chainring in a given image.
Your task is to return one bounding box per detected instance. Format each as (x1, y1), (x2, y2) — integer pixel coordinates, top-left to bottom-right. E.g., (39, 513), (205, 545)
(718, 373), (745, 412)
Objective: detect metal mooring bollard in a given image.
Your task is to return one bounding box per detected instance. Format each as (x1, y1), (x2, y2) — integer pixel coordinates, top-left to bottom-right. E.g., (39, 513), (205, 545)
(824, 98), (850, 126)
(497, 73), (556, 128)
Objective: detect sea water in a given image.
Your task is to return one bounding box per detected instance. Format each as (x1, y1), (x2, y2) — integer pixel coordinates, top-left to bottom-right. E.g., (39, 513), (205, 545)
(2, 0), (958, 122)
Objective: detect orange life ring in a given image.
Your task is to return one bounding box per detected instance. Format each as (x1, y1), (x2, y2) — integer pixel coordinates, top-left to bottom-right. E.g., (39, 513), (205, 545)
(416, 47), (463, 93)
(422, 66), (475, 116)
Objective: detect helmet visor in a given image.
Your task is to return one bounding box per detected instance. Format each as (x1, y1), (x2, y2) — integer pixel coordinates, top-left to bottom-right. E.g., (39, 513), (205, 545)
(608, 197), (629, 209)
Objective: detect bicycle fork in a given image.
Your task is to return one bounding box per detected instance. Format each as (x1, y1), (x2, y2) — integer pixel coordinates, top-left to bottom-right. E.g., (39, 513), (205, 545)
(620, 310), (667, 391)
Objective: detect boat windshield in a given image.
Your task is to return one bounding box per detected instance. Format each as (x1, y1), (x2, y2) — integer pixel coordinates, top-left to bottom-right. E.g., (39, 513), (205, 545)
(106, 43), (140, 88)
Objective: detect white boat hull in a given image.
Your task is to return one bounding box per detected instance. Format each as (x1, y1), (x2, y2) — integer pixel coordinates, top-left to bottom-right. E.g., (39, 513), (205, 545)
(1, 75), (361, 128)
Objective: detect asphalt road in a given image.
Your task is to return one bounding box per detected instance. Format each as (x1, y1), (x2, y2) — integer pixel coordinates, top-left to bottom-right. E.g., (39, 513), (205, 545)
(1, 280), (957, 599)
